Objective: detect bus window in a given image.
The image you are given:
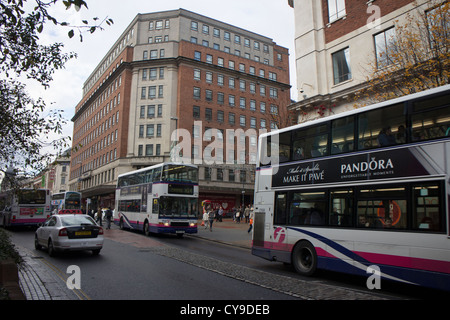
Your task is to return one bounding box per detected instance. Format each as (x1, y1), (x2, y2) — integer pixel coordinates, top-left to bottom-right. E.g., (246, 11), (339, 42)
(357, 187), (407, 229)
(278, 132), (291, 163)
(331, 116), (355, 154)
(413, 184), (443, 232)
(289, 192), (326, 226)
(358, 103), (406, 149)
(411, 98), (450, 141)
(330, 189), (354, 227)
(293, 124), (328, 159)
(274, 192), (287, 225)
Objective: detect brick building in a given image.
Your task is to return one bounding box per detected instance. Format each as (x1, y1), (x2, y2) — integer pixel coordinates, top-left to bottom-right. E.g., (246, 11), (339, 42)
(68, 9), (291, 212)
(288, 0), (427, 120)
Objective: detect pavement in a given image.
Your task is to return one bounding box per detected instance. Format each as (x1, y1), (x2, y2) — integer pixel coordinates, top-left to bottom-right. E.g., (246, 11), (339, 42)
(12, 218), (253, 300)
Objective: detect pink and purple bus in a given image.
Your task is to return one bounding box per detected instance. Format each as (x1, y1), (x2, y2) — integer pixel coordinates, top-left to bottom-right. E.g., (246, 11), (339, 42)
(252, 85), (450, 291)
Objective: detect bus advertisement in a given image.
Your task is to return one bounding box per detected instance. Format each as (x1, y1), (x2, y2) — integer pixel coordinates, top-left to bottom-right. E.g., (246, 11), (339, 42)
(252, 85), (450, 291)
(115, 163), (199, 237)
(0, 189), (52, 227)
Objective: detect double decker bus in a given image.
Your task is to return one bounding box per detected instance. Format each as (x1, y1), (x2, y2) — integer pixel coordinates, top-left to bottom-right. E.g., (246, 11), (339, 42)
(252, 85), (450, 291)
(115, 163), (199, 237)
(0, 189), (51, 227)
(50, 191), (82, 214)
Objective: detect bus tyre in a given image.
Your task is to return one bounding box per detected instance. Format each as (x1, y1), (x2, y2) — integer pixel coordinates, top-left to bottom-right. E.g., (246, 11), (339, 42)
(292, 241), (317, 277)
(144, 221), (150, 237)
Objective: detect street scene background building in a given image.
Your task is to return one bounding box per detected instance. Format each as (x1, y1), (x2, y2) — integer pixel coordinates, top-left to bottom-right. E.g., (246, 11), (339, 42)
(68, 9), (291, 213)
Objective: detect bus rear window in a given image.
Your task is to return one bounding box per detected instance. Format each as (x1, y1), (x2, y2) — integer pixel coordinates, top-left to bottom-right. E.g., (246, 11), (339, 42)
(18, 190), (46, 205)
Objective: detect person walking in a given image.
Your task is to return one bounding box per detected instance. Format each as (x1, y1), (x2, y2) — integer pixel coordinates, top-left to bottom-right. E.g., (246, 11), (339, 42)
(244, 205), (250, 223)
(248, 206), (254, 233)
(96, 207), (103, 226)
(208, 206), (215, 231)
(105, 207), (113, 229)
(202, 209), (209, 229)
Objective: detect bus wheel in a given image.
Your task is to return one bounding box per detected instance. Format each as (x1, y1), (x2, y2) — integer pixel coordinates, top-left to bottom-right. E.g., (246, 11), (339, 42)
(292, 241), (317, 277)
(143, 221), (150, 237)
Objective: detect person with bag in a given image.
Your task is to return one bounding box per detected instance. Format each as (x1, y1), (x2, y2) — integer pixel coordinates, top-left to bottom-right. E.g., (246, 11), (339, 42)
(202, 210), (209, 229)
(208, 206), (215, 232)
(248, 206), (254, 233)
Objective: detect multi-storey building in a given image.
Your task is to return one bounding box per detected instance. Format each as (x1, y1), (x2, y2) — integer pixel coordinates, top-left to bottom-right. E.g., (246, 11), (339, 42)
(22, 150), (71, 194)
(288, 0), (430, 120)
(69, 9), (290, 211)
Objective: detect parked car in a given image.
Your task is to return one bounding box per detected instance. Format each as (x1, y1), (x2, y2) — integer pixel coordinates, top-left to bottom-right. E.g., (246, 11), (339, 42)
(35, 214), (104, 256)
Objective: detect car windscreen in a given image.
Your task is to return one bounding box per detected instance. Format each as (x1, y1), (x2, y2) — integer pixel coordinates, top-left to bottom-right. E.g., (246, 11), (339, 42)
(60, 215), (96, 226)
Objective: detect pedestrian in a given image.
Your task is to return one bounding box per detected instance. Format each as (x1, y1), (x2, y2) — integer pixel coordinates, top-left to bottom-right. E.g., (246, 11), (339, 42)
(218, 206), (223, 222)
(96, 207), (103, 226)
(202, 209), (209, 229)
(105, 207), (113, 229)
(236, 205), (243, 223)
(248, 206), (254, 233)
(208, 206), (215, 231)
(244, 205), (250, 223)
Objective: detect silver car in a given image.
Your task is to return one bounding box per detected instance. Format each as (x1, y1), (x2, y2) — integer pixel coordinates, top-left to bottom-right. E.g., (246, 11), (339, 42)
(35, 214), (104, 256)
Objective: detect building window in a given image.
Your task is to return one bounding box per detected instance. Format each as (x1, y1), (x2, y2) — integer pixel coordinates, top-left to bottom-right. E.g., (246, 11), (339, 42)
(328, 0), (346, 23)
(157, 124), (162, 137)
(191, 21), (198, 31)
(217, 110), (224, 123)
(194, 69), (201, 81)
(193, 87), (201, 99)
(146, 144), (153, 156)
(217, 74), (224, 86)
(146, 124), (154, 138)
(240, 115), (246, 127)
(205, 108), (212, 121)
(147, 105), (155, 118)
(374, 27), (396, 69)
(193, 106), (200, 118)
(205, 89), (213, 102)
(229, 169), (235, 182)
(148, 86), (156, 99)
(332, 47), (352, 84)
(229, 112), (235, 125)
(229, 94), (235, 107)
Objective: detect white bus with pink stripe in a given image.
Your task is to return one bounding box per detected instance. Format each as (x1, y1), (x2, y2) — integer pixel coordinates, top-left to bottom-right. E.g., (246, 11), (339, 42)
(115, 163), (199, 238)
(252, 85), (450, 291)
(0, 189), (51, 227)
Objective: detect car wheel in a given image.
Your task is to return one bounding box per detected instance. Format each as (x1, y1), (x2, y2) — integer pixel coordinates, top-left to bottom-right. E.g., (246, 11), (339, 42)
(292, 240), (317, 277)
(34, 235), (42, 250)
(48, 239), (57, 257)
(92, 249), (101, 256)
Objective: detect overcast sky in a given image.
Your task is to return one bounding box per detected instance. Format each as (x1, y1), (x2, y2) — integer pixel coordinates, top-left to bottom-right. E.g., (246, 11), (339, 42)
(30, 0), (296, 145)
